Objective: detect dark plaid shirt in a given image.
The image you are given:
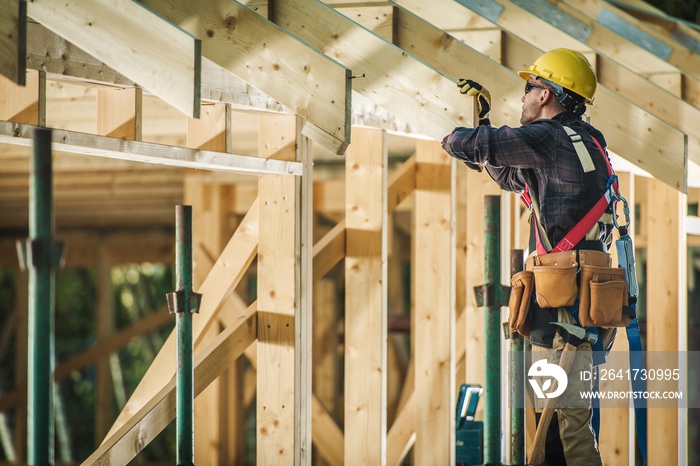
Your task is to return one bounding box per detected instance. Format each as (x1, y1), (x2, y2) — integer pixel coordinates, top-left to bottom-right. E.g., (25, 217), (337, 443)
(442, 112), (613, 247)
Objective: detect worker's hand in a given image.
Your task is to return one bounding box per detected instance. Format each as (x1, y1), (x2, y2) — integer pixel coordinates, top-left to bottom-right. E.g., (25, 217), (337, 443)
(457, 79), (491, 126)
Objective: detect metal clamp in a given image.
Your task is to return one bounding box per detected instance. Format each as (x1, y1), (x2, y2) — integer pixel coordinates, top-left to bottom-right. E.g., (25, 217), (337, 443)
(612, 195), (631, 230)
(166, 289), (202, 315)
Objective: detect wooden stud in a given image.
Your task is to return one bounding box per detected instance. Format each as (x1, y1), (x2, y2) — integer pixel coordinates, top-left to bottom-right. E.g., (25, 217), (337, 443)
(344, 127), (388, 465)
(13, 271), (27, 463)
(141, 0), (351, 155)
(0, 0), (26, 85)
(257, 113), (300, 465)
(187, 102), (230, 153)
(312, 279), (339, 466)
(96, 87), (143, 141)
(28, 0), (201, 118)
(0, 69), (44, 125)
(645, 178), (685, 465)
(413, 140), (454, 464)
(271, 0), (472, 144)
(95, 245), (114, 446)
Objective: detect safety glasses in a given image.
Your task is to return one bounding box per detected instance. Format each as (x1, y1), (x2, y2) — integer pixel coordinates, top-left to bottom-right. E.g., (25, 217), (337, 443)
(524, 82), (547, 94)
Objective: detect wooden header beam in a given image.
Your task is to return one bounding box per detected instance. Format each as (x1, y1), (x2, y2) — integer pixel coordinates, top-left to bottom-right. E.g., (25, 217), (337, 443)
(0, 0), (26, 85)
(27, 0), (201, 118)
(142, 0), (352, 154)
(0, 121), (302, 176)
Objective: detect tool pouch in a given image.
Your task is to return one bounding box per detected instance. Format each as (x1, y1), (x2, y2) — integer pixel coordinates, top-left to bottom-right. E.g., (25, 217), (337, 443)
(578, 265), (629, 327)
(508, 270), (534, 336)
(530, 251), (579, 309)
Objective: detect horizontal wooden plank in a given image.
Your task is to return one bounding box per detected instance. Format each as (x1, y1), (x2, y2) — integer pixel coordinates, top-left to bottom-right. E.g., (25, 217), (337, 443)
(141, 0), (351, 154)
(28, 0), (201, 118)
(0, 0), (26, 85)
(0, 121), (303, 176)
(272, 0), (473, 142)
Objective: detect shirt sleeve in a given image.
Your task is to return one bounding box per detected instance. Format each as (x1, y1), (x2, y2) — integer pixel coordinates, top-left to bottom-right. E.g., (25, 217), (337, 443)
(442, 122), (558, 169)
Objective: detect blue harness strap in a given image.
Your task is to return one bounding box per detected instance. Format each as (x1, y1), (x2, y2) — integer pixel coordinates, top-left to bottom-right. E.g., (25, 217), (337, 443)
(626, 313), (647, 466)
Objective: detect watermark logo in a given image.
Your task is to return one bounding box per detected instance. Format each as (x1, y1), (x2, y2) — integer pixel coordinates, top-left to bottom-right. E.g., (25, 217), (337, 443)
(528, 358), (568, 399)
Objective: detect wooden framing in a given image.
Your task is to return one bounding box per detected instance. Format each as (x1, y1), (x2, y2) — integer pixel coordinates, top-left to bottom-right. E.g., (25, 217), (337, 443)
(344, 127), (388, 465)
(413, 140), (455, 464)
(645, 178), (686, 466)
(27, 0), (201, 118)
(96, 87), (142, 141)
(83, 305), (257, 464)
(270, 0), (474, 142)
(0, 69), (44, 125)
(0, 0), (26, 85)
(141, 0), (351, 154)
(0, 2), (696, 465)
(104, 201), (260, 442)
(0, 121), (302, 176)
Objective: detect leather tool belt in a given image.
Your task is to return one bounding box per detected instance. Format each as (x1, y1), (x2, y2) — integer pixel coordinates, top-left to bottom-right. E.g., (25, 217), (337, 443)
(508, 250), (630, 336)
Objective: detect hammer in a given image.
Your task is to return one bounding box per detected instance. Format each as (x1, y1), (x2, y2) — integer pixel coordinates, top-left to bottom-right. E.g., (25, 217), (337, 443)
(528, 322), (598, 465)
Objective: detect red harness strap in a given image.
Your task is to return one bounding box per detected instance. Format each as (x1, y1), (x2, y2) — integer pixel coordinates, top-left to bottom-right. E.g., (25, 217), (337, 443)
(521, 134), (618, 255)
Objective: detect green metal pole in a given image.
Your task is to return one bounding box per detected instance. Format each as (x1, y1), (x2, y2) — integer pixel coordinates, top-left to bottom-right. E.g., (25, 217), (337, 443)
(167, 205), (200, 466)
(510, 249), (525, 465)
(483, 195), (503, 465)
(26, 128), (56, 465)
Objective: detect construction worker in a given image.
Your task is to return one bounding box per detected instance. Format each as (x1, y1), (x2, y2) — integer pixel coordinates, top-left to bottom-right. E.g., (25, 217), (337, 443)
(442, 49), (618, 465)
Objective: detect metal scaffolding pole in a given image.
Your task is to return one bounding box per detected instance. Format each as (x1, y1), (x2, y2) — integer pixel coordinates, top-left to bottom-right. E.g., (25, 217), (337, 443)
(474, 195), (508, 465)
(510, 249), (525, 465)
(166, 205), (200, 466)
(18, 128), (64, 465)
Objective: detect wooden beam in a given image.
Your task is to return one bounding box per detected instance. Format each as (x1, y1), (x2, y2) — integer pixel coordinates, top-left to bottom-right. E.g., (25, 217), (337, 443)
(413, 139), (454, 464)
(95, 246), (115, 446)
(312, 154), (416, 282)
(344, 127), (388, 464)
(392, 1), (688, 192)
(80, 306), (257, 465)
(311, 397), (344, 466)
(312, 279), (339, 466)
(0, 69), (44, 125)
(0, 0), (26, 85)
(386, 390), (416, 466)
(271, 0), (473, 142)
(0, 122), (303, 176)
(28, 0), (201, 118)
(645, 178), (685, 465)
(96, 87), (142, 140)
(257, 114), (302, 464)
(558, 0), (700, 80)
(141, 0), (351, 155)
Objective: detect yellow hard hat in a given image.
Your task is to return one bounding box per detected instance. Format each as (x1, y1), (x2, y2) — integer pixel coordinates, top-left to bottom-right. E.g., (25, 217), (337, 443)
(518, 48), (597, 104)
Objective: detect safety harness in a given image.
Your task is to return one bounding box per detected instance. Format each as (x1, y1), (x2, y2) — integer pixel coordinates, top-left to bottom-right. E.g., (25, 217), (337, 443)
(520, 125), (647, 465)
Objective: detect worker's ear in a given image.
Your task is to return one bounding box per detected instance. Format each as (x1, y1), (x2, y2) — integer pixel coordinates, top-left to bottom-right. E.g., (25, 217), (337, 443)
(538, 89), (549, 106)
